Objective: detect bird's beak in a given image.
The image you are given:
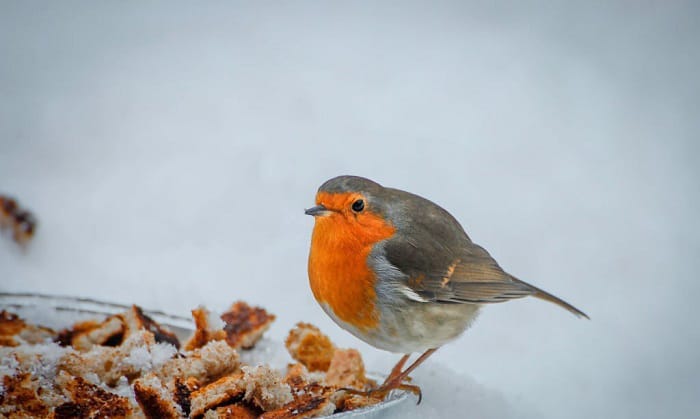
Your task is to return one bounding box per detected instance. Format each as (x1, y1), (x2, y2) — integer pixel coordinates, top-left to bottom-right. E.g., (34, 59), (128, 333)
(305, 204), (330, 217)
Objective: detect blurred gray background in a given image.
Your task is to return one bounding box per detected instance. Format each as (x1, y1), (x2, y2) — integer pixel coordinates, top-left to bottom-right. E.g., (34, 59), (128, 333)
(1, 2), (698, 418)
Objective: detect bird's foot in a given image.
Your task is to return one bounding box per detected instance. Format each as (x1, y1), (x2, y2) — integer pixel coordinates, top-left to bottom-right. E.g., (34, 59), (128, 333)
(339, 349), (436, 405)
(339, 379), (423, 404)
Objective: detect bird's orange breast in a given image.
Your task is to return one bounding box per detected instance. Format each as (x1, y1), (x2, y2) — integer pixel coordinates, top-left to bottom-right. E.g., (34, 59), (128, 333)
(307, 192), (396, 332)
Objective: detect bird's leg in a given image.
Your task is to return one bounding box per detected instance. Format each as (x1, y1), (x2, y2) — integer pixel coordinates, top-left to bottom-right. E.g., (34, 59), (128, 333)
(377, 348), (437, 403)
(381, 353), (411, 386)
(340, 348), (438, 404)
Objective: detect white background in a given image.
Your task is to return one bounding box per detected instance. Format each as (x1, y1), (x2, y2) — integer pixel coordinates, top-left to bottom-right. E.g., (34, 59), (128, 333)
(1, 2), (698, 418)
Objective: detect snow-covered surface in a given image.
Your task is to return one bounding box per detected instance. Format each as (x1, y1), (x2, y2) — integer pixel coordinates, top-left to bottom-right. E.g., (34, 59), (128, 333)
(1, 2), (698, 418)
(0, 342), (72, 389)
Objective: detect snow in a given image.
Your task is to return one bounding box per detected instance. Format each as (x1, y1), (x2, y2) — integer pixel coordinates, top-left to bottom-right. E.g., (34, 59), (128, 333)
(123, 341), (177, 372)
(0, 355), (20, 381)
(0, 342), (73, 393)
(124, 346), (153, 371)
(112, 375), (137, 403)
(1, 2), (698, 419)
(206, 307), (226, 331)
(151, 342), (179, 367)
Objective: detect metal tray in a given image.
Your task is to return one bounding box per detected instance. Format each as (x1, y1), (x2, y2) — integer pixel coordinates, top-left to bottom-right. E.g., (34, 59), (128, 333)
(0, 292), (410, 418)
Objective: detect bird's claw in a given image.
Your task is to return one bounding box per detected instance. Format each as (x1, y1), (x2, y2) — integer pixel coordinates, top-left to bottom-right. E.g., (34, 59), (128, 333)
(338, 380), (423, 405)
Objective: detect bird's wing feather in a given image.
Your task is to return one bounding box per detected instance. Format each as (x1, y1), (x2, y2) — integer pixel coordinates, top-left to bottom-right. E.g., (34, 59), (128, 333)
(383, 231), (589, 318)
(384, 234), (534, 304)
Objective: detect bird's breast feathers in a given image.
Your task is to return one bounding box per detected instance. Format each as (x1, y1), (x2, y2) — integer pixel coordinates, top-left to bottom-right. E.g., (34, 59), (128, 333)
(308, 214), (395, 332)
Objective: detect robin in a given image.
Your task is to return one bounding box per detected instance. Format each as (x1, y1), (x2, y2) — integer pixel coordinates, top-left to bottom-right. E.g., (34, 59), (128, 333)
(305, 175), (588, 402)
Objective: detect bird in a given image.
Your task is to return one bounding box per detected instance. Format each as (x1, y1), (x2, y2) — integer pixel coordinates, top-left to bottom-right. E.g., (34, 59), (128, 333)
(305, 175), (588, 402)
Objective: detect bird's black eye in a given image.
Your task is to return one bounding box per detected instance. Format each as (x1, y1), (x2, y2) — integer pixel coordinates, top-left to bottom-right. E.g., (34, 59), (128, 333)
(351, 199), (365, 212)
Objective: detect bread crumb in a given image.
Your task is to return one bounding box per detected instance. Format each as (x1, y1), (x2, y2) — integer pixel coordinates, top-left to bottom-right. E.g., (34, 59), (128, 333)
(68, 315), (124, 350)
(324, 348), (367, 389)
(259, 392), (335, 419)
(190, 373), (245, 417)
(0, 373), (51, 417)
(221, 302), (276, 350)
(1, 310), (54, 347)
(241, 365), (294, 411)
(203, 402), (260, 419)
(133, 373), (183, 418)
(285, 323), (335, 372)
(184, 306), (227, 351)
(56, 371), (133, 418)
(121, 305), (181, 349)
(161, 340), (240, 385)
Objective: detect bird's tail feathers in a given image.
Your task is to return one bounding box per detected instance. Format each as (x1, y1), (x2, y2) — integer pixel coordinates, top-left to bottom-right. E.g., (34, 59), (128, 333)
(511, 276), (589, 319)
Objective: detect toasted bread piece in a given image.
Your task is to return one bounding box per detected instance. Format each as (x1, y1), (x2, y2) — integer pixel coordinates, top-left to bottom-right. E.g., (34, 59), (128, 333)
(324, 349), (368, 390)
(0, 310), (55, 347)
(121, 305), (180, 349)
(11, 210), (37, 245)
(259, 393), (335, 419)
(0, 311), (26, 345)
(239, 365), (293, 411)
(0, 335), (16, 346)
(60, 329), (177, 386)
(283, 363), (327, 399)
(0, 195), (15, 228)
(133, 373), (183, 419)
(184, 306), (227, 351)
(0, 195), (37, 245)
(53, 371), (133, 418)
(160, 340), (240, 385)
(58, 330), (150, 386)
(203, 403), (260, 419)
(172, 376), (199, 417)
(285, 323), (335, 372)
(190, 373), (245, 418)
(58, 305), (178, 351)
(56, 319), (101, 347)
(0, 343), (73, 410)
(332, 392), (382, 413)
(283, 363), (310, 393)
(0, 373), (50, 417)
(221, 302), (276, 350)
(68, 315), (125, 351)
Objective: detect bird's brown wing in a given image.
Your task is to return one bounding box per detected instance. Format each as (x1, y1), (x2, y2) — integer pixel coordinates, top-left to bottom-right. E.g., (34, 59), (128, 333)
(384, 234), (529, 303)
(383, 234), (588, 318)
